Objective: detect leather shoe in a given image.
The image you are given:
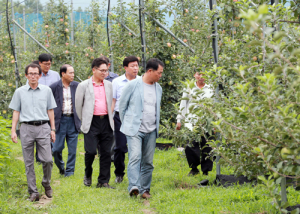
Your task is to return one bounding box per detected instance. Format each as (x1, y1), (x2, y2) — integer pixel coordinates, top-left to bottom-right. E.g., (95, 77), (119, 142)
(59, 169), (65, 175)
(115, 176), (123, 183)
(203, 171), (208, 176)
(96, 183), (115, 189)
(29, 193), (40, 202)
(141, 191), (151, 199)
(42, 183), (53, 198)
(188, 169), (199, 176)
(84, 175), (92, 187)
(129, 188), (139, 197)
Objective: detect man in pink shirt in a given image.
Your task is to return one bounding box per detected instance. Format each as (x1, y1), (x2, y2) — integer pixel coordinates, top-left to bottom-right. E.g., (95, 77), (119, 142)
(75, 58), (115, 189)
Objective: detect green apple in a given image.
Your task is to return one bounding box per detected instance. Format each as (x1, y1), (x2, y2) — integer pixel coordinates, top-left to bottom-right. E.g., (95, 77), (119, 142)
(281, 147), (292, 159)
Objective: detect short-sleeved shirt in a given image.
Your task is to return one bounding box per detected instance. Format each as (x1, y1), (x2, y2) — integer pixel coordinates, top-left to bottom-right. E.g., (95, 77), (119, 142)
(112, 74), (139, 112)
(139, 82), (156, 133)
(9, 84), (57, 122)
(105, 71), (119, 82)
(26, 70), (60, 86)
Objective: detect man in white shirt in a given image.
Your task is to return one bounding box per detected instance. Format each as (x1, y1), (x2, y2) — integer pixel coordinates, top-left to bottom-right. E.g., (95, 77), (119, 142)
(111, 56), (139, 183)
(176, 71), (214, 176)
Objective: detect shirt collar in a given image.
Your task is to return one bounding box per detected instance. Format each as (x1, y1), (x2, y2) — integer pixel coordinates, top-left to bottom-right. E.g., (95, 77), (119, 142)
(42, 70), (51, 77)
(26, 83), (41, 90)
(92, 77), (104, 86)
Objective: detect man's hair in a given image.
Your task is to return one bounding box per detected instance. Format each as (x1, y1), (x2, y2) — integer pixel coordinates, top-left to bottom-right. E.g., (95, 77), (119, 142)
(123, 56), (139, 67)
(32, 60), (39, 65)
(91, 58), (108, 69)
(99, 56), (110, 64)
(25, 63), (42, 75)
(146, 58), (164, 72)
(38, 53), (52, 63)
(60, 64), (72, 77)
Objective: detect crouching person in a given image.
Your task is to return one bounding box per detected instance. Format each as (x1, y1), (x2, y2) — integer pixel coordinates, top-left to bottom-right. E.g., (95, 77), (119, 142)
(10, 63), (57, 202)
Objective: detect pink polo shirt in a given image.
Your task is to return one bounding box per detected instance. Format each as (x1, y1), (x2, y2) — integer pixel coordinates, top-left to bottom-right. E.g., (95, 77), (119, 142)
(92, 78), (108, 115)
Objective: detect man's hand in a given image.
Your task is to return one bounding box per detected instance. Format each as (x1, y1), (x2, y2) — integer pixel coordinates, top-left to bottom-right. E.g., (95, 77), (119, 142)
(11, 131), (18, 143)
(176, 122), (181, 130)
(51, 131), (56, 143)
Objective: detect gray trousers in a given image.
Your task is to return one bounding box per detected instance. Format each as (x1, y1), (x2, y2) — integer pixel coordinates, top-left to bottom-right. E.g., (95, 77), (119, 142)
(20, 123), (53, 194)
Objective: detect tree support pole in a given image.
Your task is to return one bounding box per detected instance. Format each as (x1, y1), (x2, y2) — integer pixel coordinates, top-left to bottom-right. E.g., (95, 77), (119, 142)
(209, 0), (220, 176)
(107, 0), (114, 73)
(12, 19), (52, 55)
(139, 0), (146, 72)
(145, 12), (195, 53)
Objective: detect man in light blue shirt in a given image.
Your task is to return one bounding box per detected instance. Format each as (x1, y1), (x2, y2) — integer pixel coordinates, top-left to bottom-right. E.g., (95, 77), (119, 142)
(111, 56), (139, 184)
(27, 54), (60, 86)
(28, 54), (60, 164)
(9, 63), (57, 202)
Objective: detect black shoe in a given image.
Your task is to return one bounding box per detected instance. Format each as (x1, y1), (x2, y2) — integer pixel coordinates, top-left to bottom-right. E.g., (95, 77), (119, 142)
(29, 193), (40, 202)
(188, 169), (199, 176)
(59, 169), (65, 175)
(115, 176), (123, 183)
(96, 183), (115, 189)
(84, 175), (92, 187)
(129, 188), (139, 197)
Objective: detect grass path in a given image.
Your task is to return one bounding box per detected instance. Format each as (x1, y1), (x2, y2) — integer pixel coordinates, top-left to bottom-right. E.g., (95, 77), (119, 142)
(1, 134), (299, 213)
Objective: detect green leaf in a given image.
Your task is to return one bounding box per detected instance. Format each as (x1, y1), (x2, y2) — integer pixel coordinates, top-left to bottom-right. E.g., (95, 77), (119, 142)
(273, 32), (286, 42)
(258, 4), (269, 15)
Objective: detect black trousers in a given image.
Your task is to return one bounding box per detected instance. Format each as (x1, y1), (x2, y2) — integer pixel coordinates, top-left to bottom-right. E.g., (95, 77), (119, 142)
(113, 112), (128, 177)
(185, 134), (214, 173)
(84, 115), (113, 183)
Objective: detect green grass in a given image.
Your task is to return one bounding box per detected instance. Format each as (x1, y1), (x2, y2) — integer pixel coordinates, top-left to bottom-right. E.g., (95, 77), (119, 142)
(0, 134), (299, 213)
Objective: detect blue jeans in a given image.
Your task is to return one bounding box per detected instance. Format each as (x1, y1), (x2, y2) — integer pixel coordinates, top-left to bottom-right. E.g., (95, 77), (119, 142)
(52, 115), (78, 177)
(126, 130), (156, 194)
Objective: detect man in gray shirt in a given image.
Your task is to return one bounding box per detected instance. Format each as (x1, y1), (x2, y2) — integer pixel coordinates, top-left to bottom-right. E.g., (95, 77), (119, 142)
(119, 58), (164, 199)
(10, 63), (57, 202)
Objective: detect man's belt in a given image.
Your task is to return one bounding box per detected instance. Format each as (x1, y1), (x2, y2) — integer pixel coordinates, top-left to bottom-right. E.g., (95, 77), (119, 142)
(115, 111), (119, 115)
(62, 114), (73, 117)
(23, 121), (48, 126)
(94, 114), (108, 119)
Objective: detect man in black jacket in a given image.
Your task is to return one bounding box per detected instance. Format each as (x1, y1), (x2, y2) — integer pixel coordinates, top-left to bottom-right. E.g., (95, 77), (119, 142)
(49, 64), (81, 177)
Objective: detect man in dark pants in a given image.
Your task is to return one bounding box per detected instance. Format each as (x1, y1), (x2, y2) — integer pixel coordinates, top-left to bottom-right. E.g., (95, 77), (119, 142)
(101, 56), (118, 162)
(111, 56), (139, 183)
(49, 64), (81, 177)
(176, 71), (214, 176)
(75, 58), (115, 189)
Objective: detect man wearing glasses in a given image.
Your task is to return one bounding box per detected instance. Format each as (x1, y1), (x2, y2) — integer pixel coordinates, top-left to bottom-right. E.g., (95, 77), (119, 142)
(27, 54), (60, 164)
(111, 56), (139, 184)
(75, 58), (115, 189)
(9, 63), (57, 202)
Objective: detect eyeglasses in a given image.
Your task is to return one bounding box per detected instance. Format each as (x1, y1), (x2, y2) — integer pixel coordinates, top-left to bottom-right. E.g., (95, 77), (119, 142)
(95, 68), (108, 73)
(41, 63), (51, 66)
(27, 73), (40, 76)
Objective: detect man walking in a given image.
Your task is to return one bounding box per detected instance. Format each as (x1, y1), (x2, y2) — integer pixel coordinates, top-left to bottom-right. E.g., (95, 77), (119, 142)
(28, 53), (60, 164)
(49, 64), (81, 177)
(112, 56), (139, 183)
(119, 58), (164, 199)
(75, 58), (115, 189)
(10, 63), (57, 202)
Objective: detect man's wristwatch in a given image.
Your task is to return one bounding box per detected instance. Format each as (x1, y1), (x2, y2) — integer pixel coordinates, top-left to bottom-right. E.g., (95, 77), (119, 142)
(51, 129), (56, 132)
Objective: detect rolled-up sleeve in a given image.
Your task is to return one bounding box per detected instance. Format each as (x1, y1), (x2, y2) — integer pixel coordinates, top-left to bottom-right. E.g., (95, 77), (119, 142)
(47, 88), (57, 109)
(9, 90), (21, 111)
